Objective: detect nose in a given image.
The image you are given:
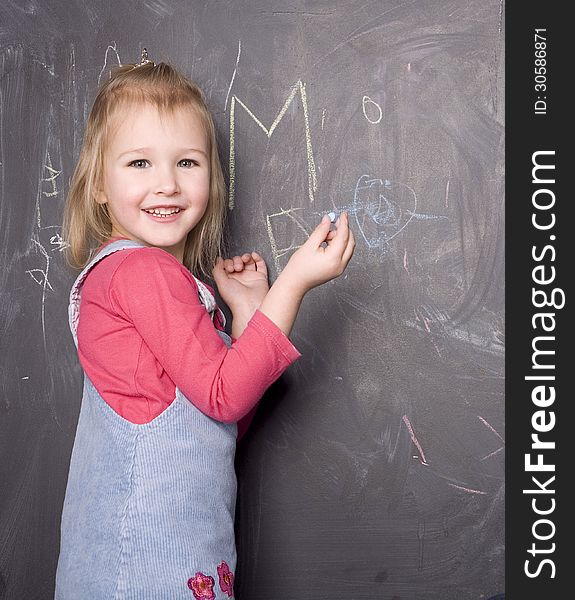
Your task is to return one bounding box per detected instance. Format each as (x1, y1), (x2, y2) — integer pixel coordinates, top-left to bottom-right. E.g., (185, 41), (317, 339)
(155, 165), (180, 195)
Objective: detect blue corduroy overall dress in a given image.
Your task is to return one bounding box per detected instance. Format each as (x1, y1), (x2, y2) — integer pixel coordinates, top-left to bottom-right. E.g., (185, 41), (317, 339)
(55, 239), (238, 599)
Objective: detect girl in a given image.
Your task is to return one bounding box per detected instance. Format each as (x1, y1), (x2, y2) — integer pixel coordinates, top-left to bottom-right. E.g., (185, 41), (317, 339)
(55, 49), (355, 599)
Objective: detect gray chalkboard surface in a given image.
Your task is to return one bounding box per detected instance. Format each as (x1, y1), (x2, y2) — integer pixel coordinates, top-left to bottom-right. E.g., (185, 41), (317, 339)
(0, 2), (504, 598)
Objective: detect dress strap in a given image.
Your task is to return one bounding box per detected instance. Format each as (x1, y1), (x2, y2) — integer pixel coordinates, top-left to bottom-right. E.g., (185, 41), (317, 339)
(193, 277), (217, 315)
(68, 240), (226, 347)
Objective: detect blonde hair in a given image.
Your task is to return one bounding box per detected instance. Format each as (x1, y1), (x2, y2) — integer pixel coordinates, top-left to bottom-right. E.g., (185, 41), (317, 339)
(62, 60), (227, 280)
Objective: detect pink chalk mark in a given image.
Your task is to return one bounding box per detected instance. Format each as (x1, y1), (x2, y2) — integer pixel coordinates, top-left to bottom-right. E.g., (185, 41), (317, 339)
(403, 248), (409, 274)
(480, 446), (504, 461)
(477, 416), (505, 443)
(413, 309), (441, 356)
(422, 315), (432, 333)
(402, 415), (428, 465)
(448, 483), (487, 495)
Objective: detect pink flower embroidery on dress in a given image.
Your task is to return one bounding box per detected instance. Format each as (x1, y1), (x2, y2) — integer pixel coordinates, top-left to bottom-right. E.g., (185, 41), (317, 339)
(187, 572), (216, 600)
(217, 561), (234, 597)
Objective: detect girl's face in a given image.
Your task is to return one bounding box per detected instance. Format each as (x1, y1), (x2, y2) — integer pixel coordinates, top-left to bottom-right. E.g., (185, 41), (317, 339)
(96, 103), (210, 263)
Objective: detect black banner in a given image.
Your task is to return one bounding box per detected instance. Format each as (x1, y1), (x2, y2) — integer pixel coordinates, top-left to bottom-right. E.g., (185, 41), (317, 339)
(506, 3), (571, 598)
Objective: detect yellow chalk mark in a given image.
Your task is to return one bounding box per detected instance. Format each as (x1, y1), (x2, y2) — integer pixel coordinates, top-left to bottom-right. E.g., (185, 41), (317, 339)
(265, 207), (310, 273)
(228, 80), (317, 209)
(229, 97), (236, 208)
(42, 152), (61, 198)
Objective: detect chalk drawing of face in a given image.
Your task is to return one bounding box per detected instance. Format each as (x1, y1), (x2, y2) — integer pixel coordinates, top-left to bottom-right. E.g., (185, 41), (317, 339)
(351, 174), (417, 254)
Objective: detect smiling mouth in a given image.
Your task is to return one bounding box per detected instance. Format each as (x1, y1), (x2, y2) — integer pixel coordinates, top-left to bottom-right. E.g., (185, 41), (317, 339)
(142, 207), (182, 217)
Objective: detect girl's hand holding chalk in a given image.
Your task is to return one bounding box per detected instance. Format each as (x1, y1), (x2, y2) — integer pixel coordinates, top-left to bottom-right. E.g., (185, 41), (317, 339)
(255, 211), (354, 338)
(324, 211), (338, 243)
(279, 210), (355, 294)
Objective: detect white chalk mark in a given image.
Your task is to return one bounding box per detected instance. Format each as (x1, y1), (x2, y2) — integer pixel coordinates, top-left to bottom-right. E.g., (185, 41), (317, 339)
(228, 80), (318, 209)
(0, 86), (6, 210)
(50, 233), (70, 252)
(321, 108), (326, 130)
(448, 483), (487, 495)
(402, 415), (428, 465)
(32, 59), (55, 76)
(404, 316), (504, 358)
(26, 269), (54, 291)
(417, 520), (425, 570)
(432, 340), (442, 358)
(224, 40), (241, 112)
(337, 288), (396, 322)
(445, 178), (450, 208)
(407, 62), (411, 72)
(403, 248), (409, 274)
(477, 415), (505, 443)
(26, 237), (53, 348)
(362, 95), (382, 124)
(42, 152), (62, 198)
(405, 211), (448, 221)
(21, 377), (29, 380)
(97, 42), (122, 86)
(29, 141), (66, 352)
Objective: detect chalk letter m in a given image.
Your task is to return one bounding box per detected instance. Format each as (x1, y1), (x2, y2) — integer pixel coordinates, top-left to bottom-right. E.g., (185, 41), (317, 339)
(228, 80), (318, 209)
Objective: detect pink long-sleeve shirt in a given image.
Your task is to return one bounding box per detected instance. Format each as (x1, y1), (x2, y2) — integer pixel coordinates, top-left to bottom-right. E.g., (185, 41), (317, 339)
(76, 238), (302, 440)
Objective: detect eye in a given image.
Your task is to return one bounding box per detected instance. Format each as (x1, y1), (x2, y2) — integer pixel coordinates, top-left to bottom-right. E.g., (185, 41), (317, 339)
(179, 159), (199, 168)
(128, 159), (149, 168)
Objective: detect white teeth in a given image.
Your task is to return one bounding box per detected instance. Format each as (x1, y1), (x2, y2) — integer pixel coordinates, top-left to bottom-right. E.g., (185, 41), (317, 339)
(144, 207), (181, 216)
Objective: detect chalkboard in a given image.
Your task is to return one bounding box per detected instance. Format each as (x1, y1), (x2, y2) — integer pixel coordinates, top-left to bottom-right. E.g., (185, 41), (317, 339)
(0, 2), (504, 598)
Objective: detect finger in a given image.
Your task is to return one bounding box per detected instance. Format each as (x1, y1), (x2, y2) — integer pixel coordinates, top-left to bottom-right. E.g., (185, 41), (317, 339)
(326, 211), (350, 254)
(251, 251), (266, 273)
(212, 257), (227, 283)
(342, 226), (356, 265)
(308, 214), (333, 248)
(232, 255), (244, 271)
(241, 251), (261, 271)
(215, 256), (228, 271)
(212, 256), (223, 273)
(238, 252), (257, 271)
(224, 258), (235, 272)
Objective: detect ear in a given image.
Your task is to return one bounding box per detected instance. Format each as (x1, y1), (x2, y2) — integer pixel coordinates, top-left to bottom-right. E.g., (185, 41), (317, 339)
(95, 188), (107, 205)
